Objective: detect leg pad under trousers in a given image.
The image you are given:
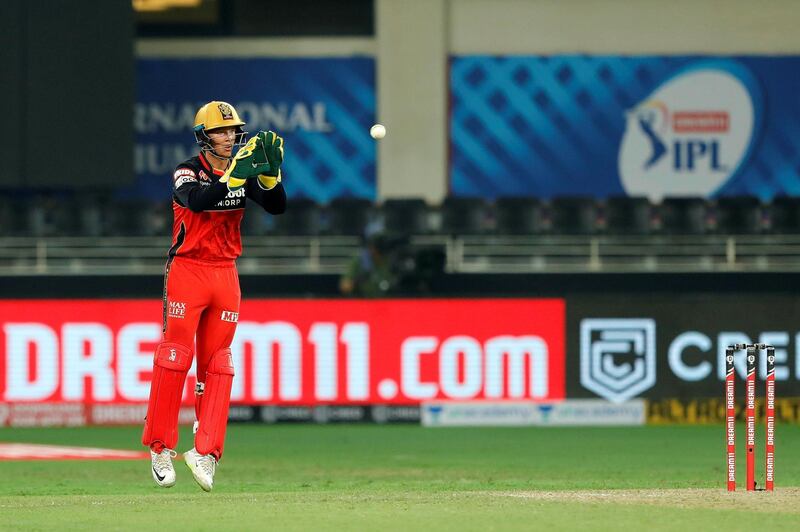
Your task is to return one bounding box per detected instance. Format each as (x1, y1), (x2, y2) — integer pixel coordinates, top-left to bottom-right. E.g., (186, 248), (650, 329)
(142, 342), (193, 450)
(195, 348), (235, 459)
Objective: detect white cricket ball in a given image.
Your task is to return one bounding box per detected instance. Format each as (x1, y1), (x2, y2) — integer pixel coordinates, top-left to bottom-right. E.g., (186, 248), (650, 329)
(370, 124), (386, 139)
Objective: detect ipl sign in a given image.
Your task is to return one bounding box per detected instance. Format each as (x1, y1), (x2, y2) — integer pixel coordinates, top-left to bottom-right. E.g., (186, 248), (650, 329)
(450, 55), (800, 200)
(619, 61), (761, 200)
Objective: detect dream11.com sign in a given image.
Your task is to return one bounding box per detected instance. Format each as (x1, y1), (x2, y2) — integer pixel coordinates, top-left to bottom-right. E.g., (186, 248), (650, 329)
(0, 299), (566, 405)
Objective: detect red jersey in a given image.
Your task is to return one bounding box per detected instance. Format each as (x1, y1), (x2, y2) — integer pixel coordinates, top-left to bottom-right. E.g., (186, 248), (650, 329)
(168, 152), (287, 264)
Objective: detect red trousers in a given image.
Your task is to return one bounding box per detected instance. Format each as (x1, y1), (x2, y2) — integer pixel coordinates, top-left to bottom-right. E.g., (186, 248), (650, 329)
(162, 257), (240, 377)
(142, 257), (240, 460)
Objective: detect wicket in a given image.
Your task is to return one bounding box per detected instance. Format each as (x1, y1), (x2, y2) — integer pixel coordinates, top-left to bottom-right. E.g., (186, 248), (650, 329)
(725, 343), (775, 492)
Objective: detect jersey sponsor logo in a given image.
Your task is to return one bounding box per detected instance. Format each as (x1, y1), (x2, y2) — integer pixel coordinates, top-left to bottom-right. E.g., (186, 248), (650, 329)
(167, 301), (186, 319)
(213, 187), (245, 209)
(174, 175), (197, 188)
(173, 168), (196, 180)
(173, 168), (197, 189)
(220, 310), (239, 323)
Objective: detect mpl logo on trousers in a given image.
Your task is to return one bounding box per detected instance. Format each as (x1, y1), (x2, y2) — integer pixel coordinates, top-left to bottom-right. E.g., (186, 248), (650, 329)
(580, 319), (656, 403)
(618, 61), (762, 200)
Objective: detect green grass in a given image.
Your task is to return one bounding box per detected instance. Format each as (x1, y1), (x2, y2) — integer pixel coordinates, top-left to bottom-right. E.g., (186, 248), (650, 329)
(1, 424), (798, 531)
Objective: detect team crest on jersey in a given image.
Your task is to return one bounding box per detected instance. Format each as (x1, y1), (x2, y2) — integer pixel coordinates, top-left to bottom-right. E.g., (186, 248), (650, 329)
(218, 103), (234, 120)
(198, 170), (211, 182)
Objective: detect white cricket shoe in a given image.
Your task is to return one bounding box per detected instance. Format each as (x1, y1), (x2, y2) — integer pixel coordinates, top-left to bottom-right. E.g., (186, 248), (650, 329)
(184, 447), (216, 492)
(150, 448), (177, 488)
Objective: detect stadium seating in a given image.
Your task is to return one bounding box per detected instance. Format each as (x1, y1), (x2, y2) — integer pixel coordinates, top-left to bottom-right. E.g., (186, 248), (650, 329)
(327, 197), (374, 236)
(493, 197), (546, 235)
(657, 197), (708, 234)
(766, 196), (800, 234)
(713, 196), (763, 234)
(380, 198), (429, 235)
(271, 197), (321, 236)
(603, 196), (653, 235)
(8, 194), (800, 239)
(440, 197), (488, 235)
(549, 196), (599, 234)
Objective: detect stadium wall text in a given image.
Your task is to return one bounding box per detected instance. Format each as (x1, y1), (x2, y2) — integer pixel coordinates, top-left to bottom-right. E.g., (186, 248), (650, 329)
(0, 299), (565, 405)
(3, 296), (800, 418)
(135, 58), (376, 202)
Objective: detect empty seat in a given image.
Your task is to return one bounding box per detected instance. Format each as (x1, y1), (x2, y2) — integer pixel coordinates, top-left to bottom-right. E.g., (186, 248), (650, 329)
(493, 197), (546, 235)
(105, 199), (155, 236)
(272, 197), (321, 236)
(381, 198), (429, 235)
(29, 197), (83, 237)
(241, 201), (269, 236)
(440, 197), (487, 235)
(714, 196), (762, 234)
(0, 195), (31, 236)
(550, 196), (598, 234)
(327, 197), (373, 236)
(767, 196), (800, 234)
(658, 197), (708, 234)
(604, 196), (653, 235)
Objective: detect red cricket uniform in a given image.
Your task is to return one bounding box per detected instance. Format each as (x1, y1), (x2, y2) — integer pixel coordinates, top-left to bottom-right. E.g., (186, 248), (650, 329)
(143, 152), (286, 460)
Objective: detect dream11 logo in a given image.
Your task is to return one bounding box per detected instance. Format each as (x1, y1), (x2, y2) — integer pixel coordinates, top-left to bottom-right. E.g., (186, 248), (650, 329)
(618, 60), (762, 199)
(580, 319), (656, 403)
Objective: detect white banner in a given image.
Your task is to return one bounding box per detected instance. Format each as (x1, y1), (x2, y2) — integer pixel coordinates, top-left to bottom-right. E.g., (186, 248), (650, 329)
(421, 399), (646, 427)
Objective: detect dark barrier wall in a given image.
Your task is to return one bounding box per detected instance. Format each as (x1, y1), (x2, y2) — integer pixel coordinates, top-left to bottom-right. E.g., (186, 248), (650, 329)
(0, 0), (134, 189)
(567, 294), (800, 402)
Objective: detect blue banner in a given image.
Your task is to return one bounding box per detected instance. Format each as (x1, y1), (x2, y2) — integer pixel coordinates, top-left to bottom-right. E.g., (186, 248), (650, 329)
(450, 56), (800, 200)
(132, 58), (376, 202)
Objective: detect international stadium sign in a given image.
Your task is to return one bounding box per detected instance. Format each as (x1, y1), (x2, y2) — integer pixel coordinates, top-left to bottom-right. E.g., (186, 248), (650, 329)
(451, 56), (800, 199)
(134, 58), (376, 202)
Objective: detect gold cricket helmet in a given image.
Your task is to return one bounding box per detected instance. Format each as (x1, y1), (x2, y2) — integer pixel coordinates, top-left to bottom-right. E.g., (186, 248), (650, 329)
(193, 101), (247, 155)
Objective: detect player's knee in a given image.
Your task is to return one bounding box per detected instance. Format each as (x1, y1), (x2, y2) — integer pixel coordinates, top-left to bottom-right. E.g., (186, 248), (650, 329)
(154, 342), (193, 371)
(207, 347), (235, 376)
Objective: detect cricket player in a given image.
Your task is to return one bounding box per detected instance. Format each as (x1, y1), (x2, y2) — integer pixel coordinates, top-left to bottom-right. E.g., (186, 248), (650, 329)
(142, 101), (286, 491)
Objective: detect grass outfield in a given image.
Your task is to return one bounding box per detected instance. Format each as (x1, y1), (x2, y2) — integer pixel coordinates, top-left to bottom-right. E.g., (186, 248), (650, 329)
(1, 424), (799, 530)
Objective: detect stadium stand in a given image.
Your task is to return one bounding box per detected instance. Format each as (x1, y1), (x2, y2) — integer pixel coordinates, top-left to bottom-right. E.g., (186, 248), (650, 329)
(327, 197), (374, 236)
(603, 196), (653, 235)
(549, 196), (598, 234)
(493, 197), (546, 235)
(713, 196), (763, 234)
(657, 197), (708, 234)
(440, 196), (488, 235)
(381, 197), (429, 235)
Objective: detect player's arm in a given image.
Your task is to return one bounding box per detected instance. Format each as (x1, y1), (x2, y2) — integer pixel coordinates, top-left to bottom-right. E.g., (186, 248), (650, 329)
(245, 179), (286, 214)
(172, 167), (229, 212)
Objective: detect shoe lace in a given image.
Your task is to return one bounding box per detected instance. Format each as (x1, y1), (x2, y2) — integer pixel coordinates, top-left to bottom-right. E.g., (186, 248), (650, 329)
(198, 453), (216, 477)
(153, 449), (176, 473)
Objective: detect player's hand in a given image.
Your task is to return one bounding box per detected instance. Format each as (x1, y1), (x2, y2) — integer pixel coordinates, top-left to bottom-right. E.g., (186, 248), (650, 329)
(256, 130), (284, 190)
(220, 136), (271, 191)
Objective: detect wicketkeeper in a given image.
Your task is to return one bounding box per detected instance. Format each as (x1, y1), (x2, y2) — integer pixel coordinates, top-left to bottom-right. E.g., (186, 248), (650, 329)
(142, 101), (286, 491)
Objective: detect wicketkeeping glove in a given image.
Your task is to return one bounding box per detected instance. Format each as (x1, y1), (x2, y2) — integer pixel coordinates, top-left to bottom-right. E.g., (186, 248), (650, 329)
(255, 130), (284, 190)
(219, 135), (271, 191)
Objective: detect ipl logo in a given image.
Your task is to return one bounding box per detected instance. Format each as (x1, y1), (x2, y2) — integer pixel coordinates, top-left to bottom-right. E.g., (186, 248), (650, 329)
(618, 61), (761, 200)
(580, 318), (656, 403)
